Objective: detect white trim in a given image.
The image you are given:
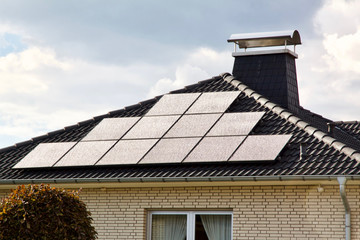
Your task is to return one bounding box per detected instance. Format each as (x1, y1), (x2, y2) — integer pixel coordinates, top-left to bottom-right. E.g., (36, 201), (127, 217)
(232, 48), (298, 58)
(148, 210), (233, 240)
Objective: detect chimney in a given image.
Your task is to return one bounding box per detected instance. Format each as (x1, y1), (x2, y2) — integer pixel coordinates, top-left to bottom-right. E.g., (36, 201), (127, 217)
(228, 30), (302, 112)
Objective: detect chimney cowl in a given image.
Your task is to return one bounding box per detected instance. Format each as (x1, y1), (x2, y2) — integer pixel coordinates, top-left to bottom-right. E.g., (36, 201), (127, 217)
(228, 30), (301, 52)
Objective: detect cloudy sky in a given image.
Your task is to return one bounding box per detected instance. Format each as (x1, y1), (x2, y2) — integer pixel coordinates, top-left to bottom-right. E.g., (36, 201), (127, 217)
(0, 0), (359, 148)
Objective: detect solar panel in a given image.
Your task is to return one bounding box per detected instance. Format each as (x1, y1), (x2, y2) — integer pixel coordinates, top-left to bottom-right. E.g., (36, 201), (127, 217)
(229, 135), (292, 161)
(186, 91), (240, 114)
(82, 117), (140, 141)
(140, 137), (201, 164)
(12, 86), (288, 169)
(184, 136), (245, 163)
(207, 112), (265, 136)
(97, 139), (158, 165)
(123, 115), (180, 139)
(54, 141), (116, 167)
(146, 93), (200, 116)
(165, 114), (221, 138)
(13, 142), (76, 169)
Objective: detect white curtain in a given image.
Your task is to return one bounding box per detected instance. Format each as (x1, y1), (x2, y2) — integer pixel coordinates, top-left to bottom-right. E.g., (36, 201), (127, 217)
(151, 215), (187, 240)
(200, 215), (231, 240)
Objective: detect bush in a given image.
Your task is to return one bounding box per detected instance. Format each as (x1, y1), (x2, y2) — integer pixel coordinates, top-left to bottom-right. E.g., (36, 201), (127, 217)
(0, 184), (97, 240)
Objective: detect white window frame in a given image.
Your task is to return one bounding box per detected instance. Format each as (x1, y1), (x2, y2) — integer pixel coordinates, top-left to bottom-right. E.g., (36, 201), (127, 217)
(147, 210), (233, 240)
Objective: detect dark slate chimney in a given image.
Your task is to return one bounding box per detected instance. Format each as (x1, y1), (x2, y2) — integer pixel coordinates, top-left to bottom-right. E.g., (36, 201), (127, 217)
(228, 30), (301, 112)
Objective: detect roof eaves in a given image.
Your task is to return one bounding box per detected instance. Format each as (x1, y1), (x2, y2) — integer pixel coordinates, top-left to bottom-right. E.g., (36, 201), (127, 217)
(220, 73), (360, 163)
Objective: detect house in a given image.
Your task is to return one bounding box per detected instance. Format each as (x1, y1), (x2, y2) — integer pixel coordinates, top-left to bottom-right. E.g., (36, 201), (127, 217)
(0, 30), (359, 239)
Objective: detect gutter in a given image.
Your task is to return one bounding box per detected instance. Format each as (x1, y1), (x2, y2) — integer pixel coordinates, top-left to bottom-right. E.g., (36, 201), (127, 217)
(2, 175), (360, 185)
(338, 177), (351, 240)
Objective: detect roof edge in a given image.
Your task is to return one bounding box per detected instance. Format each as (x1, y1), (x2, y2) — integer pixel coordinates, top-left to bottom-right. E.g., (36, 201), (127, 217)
(220, 73), (360, 163)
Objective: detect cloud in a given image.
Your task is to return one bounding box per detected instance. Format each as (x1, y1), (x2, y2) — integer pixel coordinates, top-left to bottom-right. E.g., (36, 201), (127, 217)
(0, 44), (172, 147)
(0, 43), (235, 147)
(314, 0), (360, 36)
(147, 48), (232, 97)
(322, 31), (360, 73)
(0, 47), (70, 96)
(297, 0), (360, 121)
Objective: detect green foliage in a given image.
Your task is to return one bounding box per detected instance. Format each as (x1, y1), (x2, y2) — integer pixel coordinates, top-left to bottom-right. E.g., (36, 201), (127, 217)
(0, 184), (97, 240)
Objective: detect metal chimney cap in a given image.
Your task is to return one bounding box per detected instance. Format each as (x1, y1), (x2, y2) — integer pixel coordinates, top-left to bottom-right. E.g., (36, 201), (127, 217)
(227, 30), (301, 49)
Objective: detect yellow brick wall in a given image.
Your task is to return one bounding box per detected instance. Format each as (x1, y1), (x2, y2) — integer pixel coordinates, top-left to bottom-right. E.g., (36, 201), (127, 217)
(78, 185), (359, 240)
(0, 185), (358, 240)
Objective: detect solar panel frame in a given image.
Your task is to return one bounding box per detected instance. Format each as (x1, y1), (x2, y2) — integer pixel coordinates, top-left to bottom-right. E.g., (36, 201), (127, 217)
(140, 137), (201, 164)
(164, 114), (221, 138)
(229, 135), (292, 161)
(82, 117), (140, 141)
(122, 115), (180, 139)
(186, 91), (240, 114)
(54, 141), (116, 167)
(96, 139), (158, 165)
(184, 136), (246, 163)
(13, 142), (77, 169)
(207, 112), (265, 136)
(145, 93), (201, 116)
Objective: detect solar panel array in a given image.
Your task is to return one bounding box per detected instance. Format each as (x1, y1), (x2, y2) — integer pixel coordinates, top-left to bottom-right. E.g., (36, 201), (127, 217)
(13, 91), (292, 169)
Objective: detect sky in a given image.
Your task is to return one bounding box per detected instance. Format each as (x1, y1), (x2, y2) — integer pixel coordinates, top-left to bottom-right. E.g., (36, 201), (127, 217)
(0, 0), (360, 148)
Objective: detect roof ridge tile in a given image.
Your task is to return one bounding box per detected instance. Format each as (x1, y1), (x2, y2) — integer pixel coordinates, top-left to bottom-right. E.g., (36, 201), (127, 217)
(312, 130), (328, 140)
(31, 135), (49, 142)
(222, 73), (360, 163)
(138, 98), (157, 106)
(14, 140), (33, 147)
(123, 104), (140, 111)
(108, 109), (125, 116)
(351, 153), (360, 161)
(322, 136), (337, 146)
(304, 126), (318, 136)
(47, 129), (66, 136)
(93, 113), (110, 121)
(272, 106), (286, 115)
(64, 124), (80, 131)
(279, 111), (293, 120)
(264, 102), (277, 111)
(342, 147), (358, 158)
(333, 120), (359, 125)
(331, 141), (346, 152)
(0, 146), (16, 153)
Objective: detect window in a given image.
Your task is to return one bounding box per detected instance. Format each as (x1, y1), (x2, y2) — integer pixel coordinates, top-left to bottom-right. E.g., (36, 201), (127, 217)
(148, 211), (232, 240)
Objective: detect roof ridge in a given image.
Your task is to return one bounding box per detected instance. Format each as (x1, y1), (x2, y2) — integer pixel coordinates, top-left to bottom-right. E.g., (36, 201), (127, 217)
(332, 120), (360, 125)
(220, 72), (360, 163)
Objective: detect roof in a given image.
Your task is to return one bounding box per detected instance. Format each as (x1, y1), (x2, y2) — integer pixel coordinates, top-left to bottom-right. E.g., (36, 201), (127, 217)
(1, 73), (360, 184)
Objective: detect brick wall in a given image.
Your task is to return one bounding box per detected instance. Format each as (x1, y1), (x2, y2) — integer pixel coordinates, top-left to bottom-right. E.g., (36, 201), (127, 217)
(0, 185), (358, 240)
(79, 185), (359, 240)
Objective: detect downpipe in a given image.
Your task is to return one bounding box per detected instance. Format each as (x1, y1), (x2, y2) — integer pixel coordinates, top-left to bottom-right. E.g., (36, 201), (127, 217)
(338, 177), (351, 240)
